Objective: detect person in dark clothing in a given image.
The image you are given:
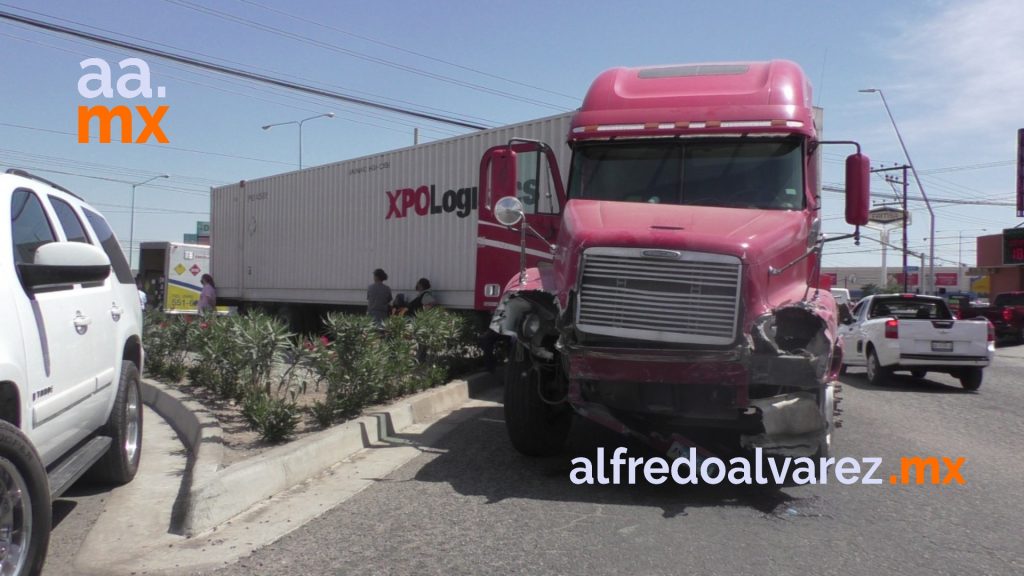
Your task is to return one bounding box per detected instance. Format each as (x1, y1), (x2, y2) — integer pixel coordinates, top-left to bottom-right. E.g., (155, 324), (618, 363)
(406, 278), (437, 318)
(367, 268), (392, 326)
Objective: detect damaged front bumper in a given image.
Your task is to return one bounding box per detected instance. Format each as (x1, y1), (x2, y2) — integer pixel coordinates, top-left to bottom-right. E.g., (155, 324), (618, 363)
(562, 304), (838, 460)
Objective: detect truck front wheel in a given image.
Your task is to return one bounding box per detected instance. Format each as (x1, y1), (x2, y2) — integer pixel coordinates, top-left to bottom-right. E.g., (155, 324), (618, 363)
(0, 421), (50, 576)
(959, 368), (983, 391)
(504, 345), (571, 456)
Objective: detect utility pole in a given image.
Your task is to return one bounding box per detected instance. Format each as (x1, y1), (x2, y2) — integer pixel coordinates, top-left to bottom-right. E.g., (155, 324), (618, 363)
(872, 164), (911, 291)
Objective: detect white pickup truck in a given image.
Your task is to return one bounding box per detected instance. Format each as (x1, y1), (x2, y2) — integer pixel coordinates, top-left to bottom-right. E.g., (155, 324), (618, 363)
(838, 294), (994, 390)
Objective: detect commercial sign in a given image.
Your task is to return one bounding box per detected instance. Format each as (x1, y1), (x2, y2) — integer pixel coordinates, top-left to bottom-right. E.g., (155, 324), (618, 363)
(1004, 227), (1024, 265)
(867, 207), (909, 225)
(197, 220), (211, 246)
(893, 272), (920, 287)
(935, 273), (958, 287)
(1017, 128), (1023, 218)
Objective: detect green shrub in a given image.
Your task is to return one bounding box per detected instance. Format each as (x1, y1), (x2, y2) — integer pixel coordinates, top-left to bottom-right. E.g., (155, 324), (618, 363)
(309, 399), (337, 428)
(142, 311), (195, 381)
(241, 391), (300, 443)
(187, 312), (295, 401)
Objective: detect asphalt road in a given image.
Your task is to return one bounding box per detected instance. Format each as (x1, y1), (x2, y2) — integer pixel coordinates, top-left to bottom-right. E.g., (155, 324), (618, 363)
(200, 347), (1024, 576)
(42, 406), (172, 576)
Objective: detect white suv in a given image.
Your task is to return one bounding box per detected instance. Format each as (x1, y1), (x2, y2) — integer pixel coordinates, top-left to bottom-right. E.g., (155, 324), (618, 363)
(0, 169), (144, 575)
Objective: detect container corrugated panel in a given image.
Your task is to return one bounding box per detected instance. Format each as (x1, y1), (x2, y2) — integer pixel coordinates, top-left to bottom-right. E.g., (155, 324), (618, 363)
(211, 113), (573, 308)
(210, 184), (244, 296)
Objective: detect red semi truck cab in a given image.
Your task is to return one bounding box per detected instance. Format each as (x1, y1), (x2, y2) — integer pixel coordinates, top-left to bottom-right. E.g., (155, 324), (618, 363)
(480, 60), (870, 461)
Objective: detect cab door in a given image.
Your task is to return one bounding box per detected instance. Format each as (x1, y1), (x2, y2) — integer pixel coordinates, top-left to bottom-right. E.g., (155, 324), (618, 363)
(475, 142), (565, 310)
(47, 196), (118, 432)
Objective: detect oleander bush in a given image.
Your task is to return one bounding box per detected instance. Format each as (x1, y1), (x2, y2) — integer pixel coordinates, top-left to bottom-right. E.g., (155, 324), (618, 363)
(142, 306), (479, 436)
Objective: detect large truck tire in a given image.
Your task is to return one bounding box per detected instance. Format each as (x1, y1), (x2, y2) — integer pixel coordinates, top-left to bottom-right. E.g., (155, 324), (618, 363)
(88, 361), (143, 484)
(959, 367), (983, 391)
(504, 346), (571, 457)
(0, 420), (51, 576)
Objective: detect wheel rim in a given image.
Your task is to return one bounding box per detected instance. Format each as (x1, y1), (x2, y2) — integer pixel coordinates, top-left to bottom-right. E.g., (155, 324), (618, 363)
(867, 352), (877, 381)
(125, 382), (141, 463)
(0, 457), (33, 576)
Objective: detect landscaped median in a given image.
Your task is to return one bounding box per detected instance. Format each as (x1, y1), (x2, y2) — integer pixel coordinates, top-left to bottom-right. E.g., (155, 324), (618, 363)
(138, 307), (499, 536)
(143, 372), (498, 536)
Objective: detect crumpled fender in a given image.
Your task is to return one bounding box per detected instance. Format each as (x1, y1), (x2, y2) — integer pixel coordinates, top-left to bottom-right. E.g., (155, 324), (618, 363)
(489, 264), (560, 337)
(749, 289), (842, 387)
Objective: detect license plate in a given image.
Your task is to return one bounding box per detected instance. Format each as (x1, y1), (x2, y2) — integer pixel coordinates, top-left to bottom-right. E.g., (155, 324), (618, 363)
(931, 341), (954, 352)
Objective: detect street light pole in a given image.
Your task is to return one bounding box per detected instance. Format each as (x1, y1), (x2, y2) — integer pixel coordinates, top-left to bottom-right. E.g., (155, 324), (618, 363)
(860, 88), (936, 294)
(129, 174), (169, 271)
(262, 112), (334, 169)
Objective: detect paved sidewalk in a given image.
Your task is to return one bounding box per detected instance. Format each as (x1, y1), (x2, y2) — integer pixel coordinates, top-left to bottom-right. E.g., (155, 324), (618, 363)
(70, 387), (502, 575)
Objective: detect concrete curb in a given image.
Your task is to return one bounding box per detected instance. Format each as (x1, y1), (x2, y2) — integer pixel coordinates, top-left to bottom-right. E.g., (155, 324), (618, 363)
(142, 373), (498, 537)
(140, 380), (224, 505)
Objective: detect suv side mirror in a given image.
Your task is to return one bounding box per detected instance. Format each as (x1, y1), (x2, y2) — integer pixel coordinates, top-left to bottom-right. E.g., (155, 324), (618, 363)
(845, 152), (870, 226)
(18, 242), (111, 288)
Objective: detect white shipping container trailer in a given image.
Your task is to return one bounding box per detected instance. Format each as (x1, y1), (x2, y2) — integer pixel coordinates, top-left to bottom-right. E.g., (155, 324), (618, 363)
(211, 113), (572, 328)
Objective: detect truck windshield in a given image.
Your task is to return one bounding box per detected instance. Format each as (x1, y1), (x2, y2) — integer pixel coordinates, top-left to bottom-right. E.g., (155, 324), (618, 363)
(567, 138), (804, 210)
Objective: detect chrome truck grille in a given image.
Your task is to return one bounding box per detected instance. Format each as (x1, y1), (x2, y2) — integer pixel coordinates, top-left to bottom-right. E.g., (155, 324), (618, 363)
(575, 247), (742, 345)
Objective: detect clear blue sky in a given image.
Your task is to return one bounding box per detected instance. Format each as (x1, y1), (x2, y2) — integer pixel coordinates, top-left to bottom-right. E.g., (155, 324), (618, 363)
(1, 0), (1021, 270)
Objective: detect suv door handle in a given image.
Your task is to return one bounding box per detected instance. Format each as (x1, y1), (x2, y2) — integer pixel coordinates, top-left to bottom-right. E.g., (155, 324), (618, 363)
(73, 312), (92, 334)
(111, 303), (123, 322)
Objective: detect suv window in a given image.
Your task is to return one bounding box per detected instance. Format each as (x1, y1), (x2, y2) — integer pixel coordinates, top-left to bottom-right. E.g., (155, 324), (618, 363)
(11, 188), (56, 264)
(82, 208), (133, 284)
(49, 196), (92, 244)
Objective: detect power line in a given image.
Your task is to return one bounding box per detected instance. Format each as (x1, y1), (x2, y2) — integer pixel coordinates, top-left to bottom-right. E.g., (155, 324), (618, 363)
(0, 147), (224, 187)
(0, 8), (491, 130)
(823, 185), (1015, 206)
(0, 165), (211, 197)
(0, 6), (497, 127)
(234, 0), (579, 102)
(162, 0), (570, 112)
(0, 25), (465, 142)
(0, 121), (295, 167)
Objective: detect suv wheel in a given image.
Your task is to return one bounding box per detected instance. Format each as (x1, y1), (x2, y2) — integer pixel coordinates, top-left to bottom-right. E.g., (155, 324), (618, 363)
(0, 421), (50, 576)
(88, 361), (143, 483)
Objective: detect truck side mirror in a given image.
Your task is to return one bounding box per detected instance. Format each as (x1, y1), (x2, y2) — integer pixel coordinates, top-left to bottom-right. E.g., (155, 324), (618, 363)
(494, 196), (525, 227)
(845, 153), (870, 226)
(480, 146), (518, 212)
